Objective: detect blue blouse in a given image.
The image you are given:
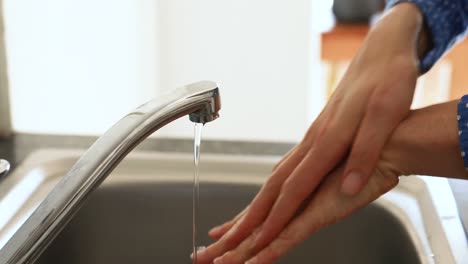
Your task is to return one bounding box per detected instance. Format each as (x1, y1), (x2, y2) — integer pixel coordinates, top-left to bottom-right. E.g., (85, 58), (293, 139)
(388, 0), (468, 169)
(458, 95), (468, 168)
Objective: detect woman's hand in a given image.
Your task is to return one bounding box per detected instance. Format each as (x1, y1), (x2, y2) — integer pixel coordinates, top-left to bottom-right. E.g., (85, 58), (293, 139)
(198, 100), (467, 263)
(196, 3), (427, 263)
(202, 165), (398, 264)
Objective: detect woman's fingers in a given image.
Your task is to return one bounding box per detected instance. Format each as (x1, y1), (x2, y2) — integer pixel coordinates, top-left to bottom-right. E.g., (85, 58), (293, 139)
(272, 109), (329, 172)
(196, 230), (239, 263)
(272, 145), (297, 172)
(208, 145), (302, 241)
(251, 109), (362, 250)
(209, 206), (249, 240)
(223, 144), (310, 238)
(212, 228), (261, 264)
(197, 145), (309, 264)
(207, 109), (330, 255)
(246, 166), (399, 264)
(246, 168), (349, 263)
(341, 80), (416, 195)
(341, 102), (400, 195)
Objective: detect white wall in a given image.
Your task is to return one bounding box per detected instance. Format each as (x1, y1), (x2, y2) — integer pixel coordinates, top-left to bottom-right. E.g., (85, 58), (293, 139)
(156, 0), (323, 142)
(4, 0), (158, 135)
(5, 0), (323, 142)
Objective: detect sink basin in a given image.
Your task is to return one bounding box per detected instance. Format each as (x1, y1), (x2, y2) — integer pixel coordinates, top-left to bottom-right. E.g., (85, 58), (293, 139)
(0, 149), (467, 263)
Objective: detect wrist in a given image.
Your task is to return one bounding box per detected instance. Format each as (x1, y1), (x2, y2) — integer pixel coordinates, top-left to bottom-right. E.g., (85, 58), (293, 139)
(369, 3), (426, 62)
(382, 101), (467, 179)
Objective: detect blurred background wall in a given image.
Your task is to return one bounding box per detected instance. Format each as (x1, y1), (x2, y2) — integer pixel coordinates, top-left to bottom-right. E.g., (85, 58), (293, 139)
(3, 0), (457, 142)
(3, 0), (324, 142)
(0, 0), (11, 137)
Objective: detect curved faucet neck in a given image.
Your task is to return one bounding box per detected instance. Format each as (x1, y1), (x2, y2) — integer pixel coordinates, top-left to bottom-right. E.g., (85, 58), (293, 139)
(0, 81), (221, 264)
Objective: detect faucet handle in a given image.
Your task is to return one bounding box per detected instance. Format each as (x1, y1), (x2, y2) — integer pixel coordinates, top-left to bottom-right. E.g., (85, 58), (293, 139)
(0, 159), (10, 179)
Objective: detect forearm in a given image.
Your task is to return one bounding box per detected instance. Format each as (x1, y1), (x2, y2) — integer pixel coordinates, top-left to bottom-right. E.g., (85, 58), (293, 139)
(369, 3), (429, 58)
(383, 101), (468, 179)
(348, 3), (427, 80)
(387, 0), (468, 72)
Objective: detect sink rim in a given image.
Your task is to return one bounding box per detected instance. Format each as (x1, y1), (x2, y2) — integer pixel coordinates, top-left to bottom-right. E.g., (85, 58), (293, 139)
(0, 148), (467, 263)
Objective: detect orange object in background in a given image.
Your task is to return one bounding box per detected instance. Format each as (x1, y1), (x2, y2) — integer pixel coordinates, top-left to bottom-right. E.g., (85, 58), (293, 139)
(321, 24), (468, 105)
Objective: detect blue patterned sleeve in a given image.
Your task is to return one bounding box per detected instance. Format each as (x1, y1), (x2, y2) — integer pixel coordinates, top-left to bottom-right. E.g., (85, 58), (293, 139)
(458, 95), (468, 169)
(386, 0), (468, 73)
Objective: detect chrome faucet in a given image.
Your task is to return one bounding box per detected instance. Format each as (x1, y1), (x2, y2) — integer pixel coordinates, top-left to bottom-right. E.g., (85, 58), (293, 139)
(0, 81), (221, 264)
(0, 160), (9, 179)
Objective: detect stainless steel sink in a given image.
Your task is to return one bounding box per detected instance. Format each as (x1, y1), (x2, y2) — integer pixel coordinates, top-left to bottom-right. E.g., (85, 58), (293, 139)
(0, 149), (467, 263)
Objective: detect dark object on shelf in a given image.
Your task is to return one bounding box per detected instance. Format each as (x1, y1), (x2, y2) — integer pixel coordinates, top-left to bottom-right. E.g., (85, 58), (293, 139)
(333, 0), (386, 23)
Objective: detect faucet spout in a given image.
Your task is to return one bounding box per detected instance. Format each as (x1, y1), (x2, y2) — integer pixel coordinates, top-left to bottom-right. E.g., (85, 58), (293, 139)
(0, 81), (221, 264)
(0, 159), (10, 179)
